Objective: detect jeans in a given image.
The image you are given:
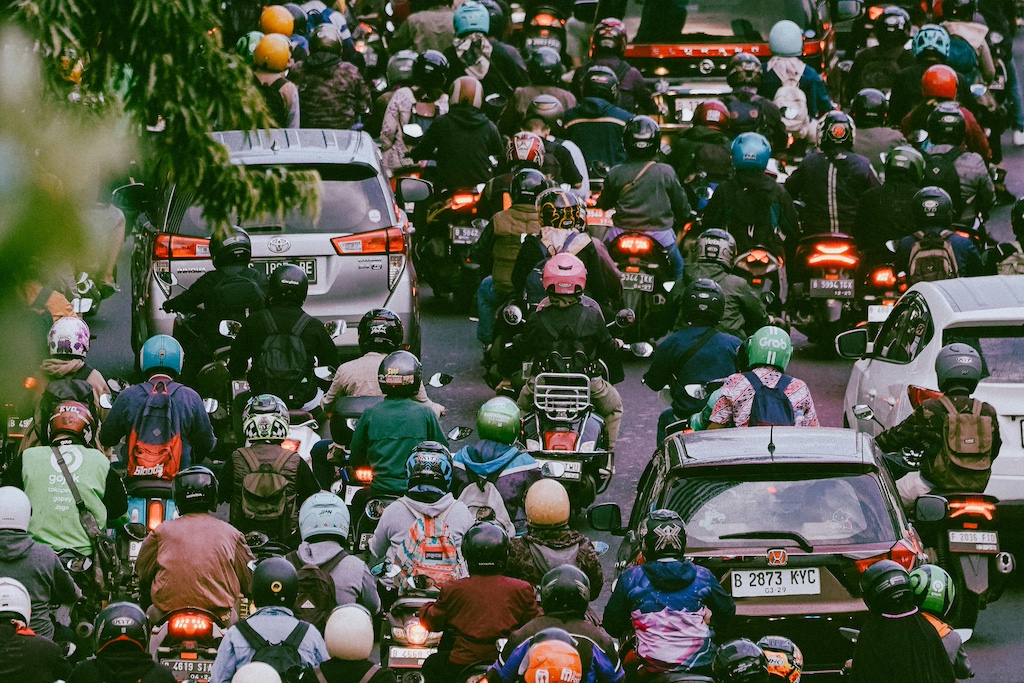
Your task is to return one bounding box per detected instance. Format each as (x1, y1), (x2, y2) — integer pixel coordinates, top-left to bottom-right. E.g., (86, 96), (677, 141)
(605, 227), (685, 281)
(476, 275), (497, 345)
(1008, 52), (1024, 130)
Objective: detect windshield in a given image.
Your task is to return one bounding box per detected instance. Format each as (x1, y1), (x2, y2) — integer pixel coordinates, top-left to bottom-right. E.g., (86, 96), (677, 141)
(624, 0), (813, 44)
(944, 325), (1024, 383)
(662, 473), (897, 549)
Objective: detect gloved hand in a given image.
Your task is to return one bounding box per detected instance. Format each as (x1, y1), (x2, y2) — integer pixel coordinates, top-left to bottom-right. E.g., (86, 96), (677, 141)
(161, 299), (177, 313)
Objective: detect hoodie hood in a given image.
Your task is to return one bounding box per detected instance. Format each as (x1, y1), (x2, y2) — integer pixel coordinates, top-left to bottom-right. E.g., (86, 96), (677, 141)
(306, 51), (342, 74)
(448, 104), (493, 129)
(40, 357), (85, 378)
(642, 558), (697, 591)
(767, 56), (806, 85)
(574, 97), (616, 118)
(943, 20), (989, 48)
(453, 439), (529, 476)
(525, 526), (588, 549)
(403, 492), (458, 517)
(297, 539), (347, 566)
(0, 529), (33, 561)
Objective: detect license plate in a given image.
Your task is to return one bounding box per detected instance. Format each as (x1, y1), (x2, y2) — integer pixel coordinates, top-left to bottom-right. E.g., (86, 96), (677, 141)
(948, 529), (999, 554)
(730, 568), (821, 597)
(587, 208), (613, 227)
(258, 259), (317, 285)
(867, 304), (894, 323)
(166, 659), (213, 681)
(526, 36), (562, 50)
(359, 532), (373, 551)
(809, 278), (854, 299)
(538, 459), (582, 480)
(451, 225), (481, 245)
(621, 271), (655, 292)
(390, 646), (437, 664)
(674, 97), (705, 122)
(129, 540), (142, 560)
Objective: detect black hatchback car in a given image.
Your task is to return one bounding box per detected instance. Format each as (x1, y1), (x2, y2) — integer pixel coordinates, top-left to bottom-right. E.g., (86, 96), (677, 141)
(590, 427), (925, 674)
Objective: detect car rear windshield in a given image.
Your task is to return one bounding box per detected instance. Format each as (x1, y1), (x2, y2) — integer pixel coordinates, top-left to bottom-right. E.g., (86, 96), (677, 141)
(944, 325), (1024, 383)
(624, 0), (812, 44)
(663, 473), (897, 549)
(168, 164), (391, 237)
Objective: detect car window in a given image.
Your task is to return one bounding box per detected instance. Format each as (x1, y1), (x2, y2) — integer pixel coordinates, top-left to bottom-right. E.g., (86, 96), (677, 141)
(624, 0), (813, 44)
(874, 295), (932, 364)
(628, 456), (666, 530)
(943, 325), (1024, 383)
(663, 473), (898, 548)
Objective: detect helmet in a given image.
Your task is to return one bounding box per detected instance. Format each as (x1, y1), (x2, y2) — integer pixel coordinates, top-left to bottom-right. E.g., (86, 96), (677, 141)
(927, 101), (966, 146)
(236, 31), (265, 60)
(211, 227), (252, 268)
(414, 50), (449, 92)
(769, 20), (803, 57)
(731, 132), (772, 171)
(527, 47), (565, 86)
(537, 188), (585, 231)
(746, 326), (793, 371)
(242, 393), (289, 442)
(860, 559), (915, 615)
(878, 6), (911, 44)
(282, 3), (307, 35)
(921, 64), (958, 100)
(522, 639), (583, 683)
(309, 23), (343, 56)
(358, 308), (404, 354)
(884, 145), (926, 184)
(260, 5), (295, 37)
(694, 100), (730, 131)
(290, 35), (310, 61)
(233, 663), (282, 683)
(298, 491), (350, 541)
(698, 228), (737, 266)
(377, 350), (422, 398)
(542, 253), (588, 295)
(913, 24), (951, 59)
(525, 479), (570, 528)
(251, 556), (299, 609)
(477, 396), (522, 444)
(913, 186), (954, 229)
(508, 132), (546, 168)
(714, 639), (770, 683)
(140, 334), (184, 376)
(405, 441), (454, 494)
(324, 604), (375, 660)
(641, 509), (687, 560)
(48, 316), (90, 358)
(450, 75), (484, 108)
(477, 0), (507, 38)
(851, 88), (888, 127)
(946, 0), (977, 20)
(454, 1), (490, 37)
(388, 50), (419, 87)
(581, 65), (619, 102)
(0, 578), (31, 624)
(463, 521), (510, 574)
(0, 487), (30, 532)
(540, 564), (590, 615)
(269, 263), (308, 305)
(253, 33), (292, 72)
(819, 111), (856, 151)
(173, 466), (219, 514)
(934, 342), (982, 393)
(727, 52), (763, 88)
(757, 636), (803, 683)
(95, 602), (149, 652)
(48, 400), (95, 445)
(532, 627), (576, 647)
(511, 168), (550, 206)
(910, 564), (956, 617)
(525, 95), (565, 129)
(624, 115), (661, 160)
(681, 278), (726, 327)
(592, 18), (627, 57)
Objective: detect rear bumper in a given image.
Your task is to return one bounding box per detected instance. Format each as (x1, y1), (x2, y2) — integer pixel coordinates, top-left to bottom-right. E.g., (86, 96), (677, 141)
(718, 611), (864, 674)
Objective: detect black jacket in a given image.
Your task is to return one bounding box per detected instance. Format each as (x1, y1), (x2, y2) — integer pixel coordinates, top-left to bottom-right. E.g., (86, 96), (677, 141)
(702, 169), (800, 255)
(163, 265), (268, 331)
(850, 612), (955, 683)
(411, 104), (503, 192)
(786, 150), (880, 235)
(854, 179), (921, 257)
(0, 623), (72, 683)
(68, 644), (176, 683)
(667, 126), (734, 184)
(563, 98), (632, 170)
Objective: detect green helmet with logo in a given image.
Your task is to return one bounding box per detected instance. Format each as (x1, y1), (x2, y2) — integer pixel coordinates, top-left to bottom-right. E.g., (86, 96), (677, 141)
(909, 564), (956, 617)
(746, 326), (793, 371)
(477, 397), (522, 445)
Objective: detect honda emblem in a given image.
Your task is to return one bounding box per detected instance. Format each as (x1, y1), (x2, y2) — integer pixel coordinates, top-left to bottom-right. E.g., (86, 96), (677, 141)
(767, 549), (788, 566)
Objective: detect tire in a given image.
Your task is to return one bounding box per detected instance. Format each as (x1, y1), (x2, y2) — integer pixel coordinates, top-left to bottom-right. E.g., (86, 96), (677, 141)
(130, 310), (148, 357)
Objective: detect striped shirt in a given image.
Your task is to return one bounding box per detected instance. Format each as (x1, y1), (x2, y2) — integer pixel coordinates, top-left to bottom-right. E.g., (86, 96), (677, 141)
(710, 367), (818, 428)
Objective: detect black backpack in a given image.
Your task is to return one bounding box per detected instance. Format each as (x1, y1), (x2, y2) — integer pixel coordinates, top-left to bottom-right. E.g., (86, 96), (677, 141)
(37, 366), (97, 441)
(923, 147), (965, 215)
(209, 271), (266, 321)
(257, 76), (291, 127)
(744, 372), (796, 426)
(285, 550), (344, 635)
(252, 312), (313, 401)
(235, 619), (311, 683)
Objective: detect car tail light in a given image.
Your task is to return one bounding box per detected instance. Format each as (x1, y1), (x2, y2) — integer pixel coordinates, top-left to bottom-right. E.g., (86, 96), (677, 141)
(803, 39), (825, 56)
(615, 234), (653, 255)
(168, 612), (213, 638)
(281, 439), (300, 452)
(23, 376), (37, 390)
(807, 242), (858, 267)
(153, 235), (211, 260)
(949, 498), (995, 521)
(868, 5), (885, 20)
(907, 385), (943, 409)
(543, 431), (578, 451)
(354, 466), (374, 484)
(331, 227), (406, 255)
(871, 266), (897, 288)
(147, 500), (164, 532)
(854, 540), (916, 572)
(406, 620), (428, 646)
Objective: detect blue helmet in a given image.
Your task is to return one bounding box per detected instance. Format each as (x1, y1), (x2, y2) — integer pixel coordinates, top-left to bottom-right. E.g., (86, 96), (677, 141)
(913, 24), (951, 59)
(406, 441), (454, 494)
(140, 334), (183, 375)
(298, 492), (351, 541)
(731, 132), (772, 171)
(769, 20), (803, 57)
(454, 1), (490, 37)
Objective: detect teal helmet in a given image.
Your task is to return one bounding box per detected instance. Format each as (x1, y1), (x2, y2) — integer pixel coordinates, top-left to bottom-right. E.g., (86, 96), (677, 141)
(140, 334), (183, 375)
(909, 564), (955, 617)
(477, 397), (522, 445)
(454, 1), (490, 37)
(298, 492), (351, 542)
(731, 133), (772, 172)
(746, 326), (793, 371)
(913, 24), (951, 59)
(236, 30), (265, 60)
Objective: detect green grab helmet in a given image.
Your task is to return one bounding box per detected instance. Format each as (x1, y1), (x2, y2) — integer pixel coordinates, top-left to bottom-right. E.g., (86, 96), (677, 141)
(909, 564), (956, 617)
(476, 397), (522, 444)
(689, 389), (722, 432)
(746, 326), (793, 371)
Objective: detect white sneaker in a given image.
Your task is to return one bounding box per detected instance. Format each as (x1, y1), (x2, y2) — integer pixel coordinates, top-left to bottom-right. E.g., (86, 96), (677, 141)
(1014, 129), (1024, 146)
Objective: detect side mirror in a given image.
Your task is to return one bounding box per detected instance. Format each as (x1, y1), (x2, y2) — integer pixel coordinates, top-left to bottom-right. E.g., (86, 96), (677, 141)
(592, 540), (609, 556)
(615, 309), (636, 327)
(111, 182), (150, 213)
(503, 304), (525, 326)
(684, 384), (707, 401)
(839, 627), (859, 644)
(107, 378), (126, 394)
(587, 503), (624, 534)
(631, 342), (654, 358)
(884, 240), (897, 254)
(970, 83), (988, 99)
(663, 280), (676, 293)
(760, 291), (776, 307)
(72, 298), (93, 315)
(396, 177), (432, 204)
(838, 59), (854, 74)
(852, 404), (874, 422)
(122, 522), (149, 540)
(835, 328), (869, 359)
(99, 394), (114, 410)
(915, 494), (947, 523)
(447, 426), (473, 441)
(835, 0), (863, 21)
(573, 0), (599, 23)
(325, 320), (347, 339)
(219, 319), (243, 339)
(428, 372), (453, 388)
(202, 398), (219, 414)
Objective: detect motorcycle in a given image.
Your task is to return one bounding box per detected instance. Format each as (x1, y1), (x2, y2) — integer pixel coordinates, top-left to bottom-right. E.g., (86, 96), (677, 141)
(373, 564), (445, 682)
(733, 245), (785, 316)
(417, 188), (487, 310)
(606, 231), (675, 344)
(787, 233), (862, 346)
(58, 548), (106, 658)
(152, 607), (224, 682)
(119, 479), (175, 598)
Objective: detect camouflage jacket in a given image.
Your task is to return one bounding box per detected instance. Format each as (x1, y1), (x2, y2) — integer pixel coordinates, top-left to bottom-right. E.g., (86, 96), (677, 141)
(506, 527), (605, 599)
(294, 53), (372, 130)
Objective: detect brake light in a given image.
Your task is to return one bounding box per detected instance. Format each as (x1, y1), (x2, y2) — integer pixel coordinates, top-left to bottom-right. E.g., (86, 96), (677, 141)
(543, 431), (578, 451)
(949, 499), (995, 521)
(747, 249), (771, 264)
(331, 227), (406, 255)
(148, 501), (164, 532)
(406, 620), (428, 646)
(854, 540), (916, 572)
(807, 241), (858, 267)
(23, 377), (36, 390)
(281, 439), (300, 452)
(868, 5), (885, 20)
(803, 39), (824, 56)
(616, 234), (654, 255)
(871, 266), (897, 288)
(153, 235), (211, 260)
(450, 193), (479, 209)
(531, 12), (562, 27)
(907, 385), (943, 409)
(168, 613), (213, 637)
(355, 466), (374, 484)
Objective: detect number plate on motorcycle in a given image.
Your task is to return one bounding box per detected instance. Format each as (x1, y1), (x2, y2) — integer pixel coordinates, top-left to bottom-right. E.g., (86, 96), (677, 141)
(587, 208), (613, 227)
(129, 540), (142, 560)
(948, 530), (999, 554)
(359, 532), (373, 551)
(809, 278), (854, 298)
(451, 226), (481, 245)
(621, 271), (655, 292)
(390, 646), (437, 664)
(730, 568), (821, 597)
(257, 259), (317, 285)
(166, 658), (213, 681)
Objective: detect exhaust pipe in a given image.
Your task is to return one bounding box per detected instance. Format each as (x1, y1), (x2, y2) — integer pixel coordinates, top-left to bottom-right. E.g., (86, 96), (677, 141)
(75, 621), (95, 639)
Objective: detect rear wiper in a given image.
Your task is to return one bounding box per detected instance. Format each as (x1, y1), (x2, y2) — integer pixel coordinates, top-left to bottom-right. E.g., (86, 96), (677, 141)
(719, 531), (814, 554)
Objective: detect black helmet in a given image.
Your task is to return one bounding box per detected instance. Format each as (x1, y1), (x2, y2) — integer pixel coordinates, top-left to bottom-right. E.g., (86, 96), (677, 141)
(388, 50), (418, 87)
(851, 88), (888, 127)
(463, 522), (510, 574)
(405, 440), (454, 495)
(477, 0), (508, 38)
(860, 559), (915, 615)
(414, 50), (449, 92)
(682, 278), (726, 327)
(624, 115), (660, 160)
(1012, 197), (1024, 237)
(269, 263), (309, 306)
(358, 308), (404, 354)
(540, 564), (590, 615)
(527, 46), (565, 86)
(211, 227), (252, 268)
(945, 0), (977, 20)
(377, 349), (422, 398)
(819, 111), (855, 151)
(727, 52), (763, 89)
(912, 186), (954, 229)
(934, 342), (983, 393)
(309, 23), (343, 56)
(172, 466), (218, 514)
(581, 65), (619, 103)
(641, 509), (686, 561)
(878, 6), (911, 45)
(511, 168), (550, 206)
(283, 3), (308, 35)
(252, 556), (299, 609)
(95, 602), (149, 652)
(884, 145), (926, 185)
(713, 639), (770, 683)
(525, 94), (565, 129)
(927, 101), (966, 146)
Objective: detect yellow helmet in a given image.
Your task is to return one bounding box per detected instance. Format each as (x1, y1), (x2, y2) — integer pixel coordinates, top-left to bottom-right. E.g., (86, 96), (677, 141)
(260, 5), (295, 36)
(525, 479), (571, 527)
(254, 34), (292, 72)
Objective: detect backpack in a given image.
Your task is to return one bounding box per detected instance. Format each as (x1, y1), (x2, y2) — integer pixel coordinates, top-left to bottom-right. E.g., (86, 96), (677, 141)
(907, 230), (959, 285)
(997, 242), (1024, 275)
(238, 447), (295, 528)
(37, 366), (97, 441)
(922, 397), (995, 492)
(522, 232), (591, 309)
(771, 72), (810, 137)
(126, 380), (184, 480)
(457, 453), (517, 536)
(235, 619), (310, 683)
(252, 312), (313, 401)
(397, 499), (467, 589)
(526, 538), (583, 577)
(744, 372), (796, 427)
(923, 147), (964, 214)
(209, 270), (266, 320)
(257, 76), (291, 127)
(857, 57), (901, 92)
(947, 36), (981, 86)
(286, 551), (344, 635)
(723, 183), (783, 246)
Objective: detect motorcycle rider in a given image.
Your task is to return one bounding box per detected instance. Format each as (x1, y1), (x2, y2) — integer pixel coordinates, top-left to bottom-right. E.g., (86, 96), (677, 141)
(893, 187), (983, 282)
(380, 50), (450, 176)
(480, 131), (547, 217)
(390, 0), (455, 53)
(253, 33), (300, 128)
(68, 602), (175, 683)
(757, 636), (803, 683)
(924, 102), (995, 229)
(442, 1), (528, 97)
(850, 88), (907, 174)
(573, 19), (657, 115)
(520, 96), (587, 193)
(292, 22), (371, 129)
(367, 49), (417, 137)
(298, 604), (393, 683)
(564, 66), (633, 169)
(890, 23), (979, 125)
(0, 577), (72, 683)
(901, 65), (991, 159)
(854, 145), (927, 257)
(708, 326), (819, 428)
(500, 47), (577, 134)
(847, 6), (916, 94)
(942, 0), (997, 89)
(993, 196), (1024, 274)
(604, 509), (735, 678)
(759, 20), (833, 147)
(667, 99), (734, 185)
(720, 53), (787, 153)
(713, 640), (770, 683)
(909, 564), (973, 679)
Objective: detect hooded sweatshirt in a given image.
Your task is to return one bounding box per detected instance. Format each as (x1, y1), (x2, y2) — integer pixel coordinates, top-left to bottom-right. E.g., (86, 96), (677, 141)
(451, 439), (542, 529)
(411, 103), (504, 192)
(0, 528), (80, 639)
(292, 539), (381, 614)
(564, 97), (632, 169)
(0, 621), (72, 683)
(68, 643), (176, 683)
(369, 492), (474, 567)
(850, 611), (955, 683)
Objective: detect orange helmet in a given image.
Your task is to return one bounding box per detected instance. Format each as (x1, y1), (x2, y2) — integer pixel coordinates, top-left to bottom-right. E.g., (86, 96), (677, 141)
(48, 400), (95, 445)
(521, 639), (583, 683)
(254, 33), (292, 72)
(261, 5), (295, 36)
(921, 64), (958, 100)
(694, 99), (730, 131)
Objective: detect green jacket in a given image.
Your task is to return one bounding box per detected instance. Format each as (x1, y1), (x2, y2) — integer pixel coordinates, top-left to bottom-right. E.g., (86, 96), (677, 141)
(349, 397), (448, 494)
(22, 444), (109, 554)
(677, 261), (768, 338)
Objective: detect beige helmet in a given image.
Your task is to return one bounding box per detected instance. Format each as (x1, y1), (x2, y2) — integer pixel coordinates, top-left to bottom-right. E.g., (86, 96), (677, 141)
(525, 479), (571, 528)
(325, 604), (375, 660)
(232, 663), (281, 683)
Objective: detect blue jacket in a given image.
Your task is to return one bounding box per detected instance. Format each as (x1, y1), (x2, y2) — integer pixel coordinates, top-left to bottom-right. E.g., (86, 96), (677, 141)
(759, 63), (832, 119)
(564, 97), (632, 169)
(644, 327), (741, 417)
(495, 635), (622, 683)
(896, 227), (984, 277)
(603, 559), (735, 672)
(452, 439), (542, 530)
(210, 607), (328, 683)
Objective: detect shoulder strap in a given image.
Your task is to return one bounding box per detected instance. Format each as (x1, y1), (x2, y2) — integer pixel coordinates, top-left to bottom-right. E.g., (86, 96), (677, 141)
(52, 446), (87, 512)
(235, 619), (271, 650)
(971, 399), (982, 417)
(400, 498), (426, 522)
(283, 621), (311, 649)
(357, 664), (382, 683)
(263, 310), (279, 335)
(913, 231), (927, 241)
(775, 374), (794, 393)
(743, 371), (763, 389)
(620, 161), (657, 197)
(291, 314), (314, 337)
(939, 230), (954, 240)
(272, 448), (296, 473)
(272, 77), (289, 93)
(239, 448), (261, 472)
(313, 666), (330, 683)
(938, 395), (958, 416)
(322, 549), (348, 573)
(73, 365), (94, 381)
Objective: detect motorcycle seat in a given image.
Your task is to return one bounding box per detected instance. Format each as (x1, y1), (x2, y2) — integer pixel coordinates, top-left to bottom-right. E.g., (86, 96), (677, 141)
(126, 477), (174, 498)
(289, 409), (314, 423)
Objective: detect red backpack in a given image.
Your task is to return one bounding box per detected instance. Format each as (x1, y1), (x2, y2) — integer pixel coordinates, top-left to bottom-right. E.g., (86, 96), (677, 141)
(126, 379), (184, 480)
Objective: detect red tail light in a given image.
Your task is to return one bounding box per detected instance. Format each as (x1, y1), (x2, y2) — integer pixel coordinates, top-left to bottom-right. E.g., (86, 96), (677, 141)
(23, 377), (37, 390)
(449, 193), (479, 209)
(281, 439), (300, 452)
(148, 501), (164, 531)
(616, 234), (654, 255)
(747, 249), (771, 264)
(168, 612), (213, 637)
(803, 39), (825, 56)
(907, 385), (943, 409)
(543, 431), (578, 451)
(331, 227), (406, 255)
(949, 499), (996, 521)
(354, 466), (374, 484)
(531, 12), (563, 26)
(871, 266), (897, 288)
(807, 241), (858, 267)
(868, 5), (885, 20)
(153, 235), (211, 260)
(854, 540), (917, 572)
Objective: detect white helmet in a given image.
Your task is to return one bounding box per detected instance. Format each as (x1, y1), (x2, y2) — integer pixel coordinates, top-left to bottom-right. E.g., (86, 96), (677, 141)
(298, 492), (350, 542)
(47, 317), (91, 358)
(232, 662), (282, 683)
(325, 604), (375, 660)
(0, 487), (31, 532)
(242, 394), (290, 442)
(0, 577), (31, 624)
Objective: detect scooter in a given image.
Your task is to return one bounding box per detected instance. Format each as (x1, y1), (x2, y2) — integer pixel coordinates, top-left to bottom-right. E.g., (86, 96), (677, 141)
(787, 233), (862, 348)
(606, 231), (675, 344)
(733, 245), (784, 315)
(417, 188), (487, 310)
(373, 564), (445, 682)
(153, 607), (224, 682)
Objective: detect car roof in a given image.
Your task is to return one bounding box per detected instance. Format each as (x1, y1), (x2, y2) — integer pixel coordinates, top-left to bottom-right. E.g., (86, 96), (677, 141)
(664, 427), (877, 470)
(914, 276), (1024, 316)
(210, 129), (380, 169)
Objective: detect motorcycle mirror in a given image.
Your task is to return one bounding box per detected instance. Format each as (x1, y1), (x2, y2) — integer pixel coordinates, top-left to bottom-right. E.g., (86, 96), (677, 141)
(911, 129), (929, 145)
(503, 304), (525, 326)
(615, 309), (636, 327)
(684, 384), (707, 400)
(471, 218), (488, 230)
(592, 540), (609, 556)
(384, 2), (394, 15)
(760, 291), (776, 307)
(325, 320), (347, 339)
(970, 83), (988, 99)
(346, 417), (360, 431)
(218, 319), (243, 339)
(72, 298), (93, 315)
(496, 638), (508, 654)
(107, 378), (126, 393)
(314, 366), (334, 381)
(447, 426), (473, 441)
(884, 239), (897, 253)
(663, 280), (676, 293)
(631, 342), (654, 358)
(402, 123), (423, 139)
(410, 574), (435, 590)
(955, 628), (973, 644)
(245, 531), (270, 549)
(202, 398), (219, 414)
(428, 372), (454, 388)
(99, 394), (114, 410)
(914, 494), (947, 523)
(330, 479), (344, 495)
(839, 627), (859, 644)
(123, 522), (149, 540)
(838, 59), (854, 73)
(851, 404), (874, 422)
(385, 20), (395, 31)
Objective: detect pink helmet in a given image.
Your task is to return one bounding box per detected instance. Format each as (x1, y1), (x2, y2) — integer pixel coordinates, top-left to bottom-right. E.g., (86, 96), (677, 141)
(47, 317), (91, 358)
(542, 253), (587, 295)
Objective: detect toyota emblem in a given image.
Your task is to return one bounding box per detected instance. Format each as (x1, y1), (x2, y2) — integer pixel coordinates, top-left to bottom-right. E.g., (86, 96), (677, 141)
(698, 58), (716, 75)
(268, 237), (291, 253)
(767, 549), (788, 566)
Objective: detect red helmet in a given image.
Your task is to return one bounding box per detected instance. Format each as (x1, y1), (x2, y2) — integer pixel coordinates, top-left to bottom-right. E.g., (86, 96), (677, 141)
(542, 253), (587, 295)
(694, 99), (730, 131)
(921, 64), (958, 100)
(48, 400), (95, 445)
(591, 18), (627, 57)
(507, 132), (546, 168)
